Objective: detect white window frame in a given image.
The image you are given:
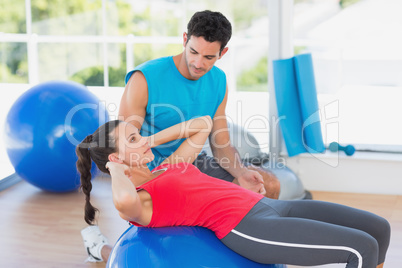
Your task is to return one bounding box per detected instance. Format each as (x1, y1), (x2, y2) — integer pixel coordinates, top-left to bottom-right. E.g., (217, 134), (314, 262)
(2, 0), (400, 190)
(0, 0), (275, 187)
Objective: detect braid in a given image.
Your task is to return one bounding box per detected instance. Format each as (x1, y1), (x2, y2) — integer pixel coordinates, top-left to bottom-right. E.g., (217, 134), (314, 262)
(75, 120), (122, 225)
(76, 135), (98, 225)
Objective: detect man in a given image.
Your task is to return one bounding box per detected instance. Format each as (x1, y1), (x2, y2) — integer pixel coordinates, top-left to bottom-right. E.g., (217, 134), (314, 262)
(81, 11), (280, 262)
(119, 10), (280, 198)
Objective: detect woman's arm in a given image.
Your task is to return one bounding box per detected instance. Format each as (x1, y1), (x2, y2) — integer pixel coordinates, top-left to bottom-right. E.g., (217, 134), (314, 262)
(106, 162), (143, 222)
(148, 115), (213, 165)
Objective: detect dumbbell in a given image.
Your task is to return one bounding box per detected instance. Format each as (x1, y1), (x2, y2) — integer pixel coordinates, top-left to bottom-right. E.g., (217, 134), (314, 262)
(328, 142), (355, 156)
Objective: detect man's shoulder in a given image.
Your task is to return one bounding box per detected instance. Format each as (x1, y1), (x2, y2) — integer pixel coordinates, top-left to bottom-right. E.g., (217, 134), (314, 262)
(203, 65), (226, 85)
(209, 65), (226, 78)
(136, 56), (172, 71)
(126, 56), (172, 84)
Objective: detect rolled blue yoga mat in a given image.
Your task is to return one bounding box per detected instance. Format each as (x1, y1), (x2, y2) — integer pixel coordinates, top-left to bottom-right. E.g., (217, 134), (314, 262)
(273, 53), (325, 156)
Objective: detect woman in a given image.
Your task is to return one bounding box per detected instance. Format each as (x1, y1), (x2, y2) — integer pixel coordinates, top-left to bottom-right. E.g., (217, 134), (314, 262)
(76, 116), (390, 268)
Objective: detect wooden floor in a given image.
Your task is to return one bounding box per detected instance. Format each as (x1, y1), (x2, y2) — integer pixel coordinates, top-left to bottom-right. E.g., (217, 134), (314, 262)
(1, 177), (401, 268)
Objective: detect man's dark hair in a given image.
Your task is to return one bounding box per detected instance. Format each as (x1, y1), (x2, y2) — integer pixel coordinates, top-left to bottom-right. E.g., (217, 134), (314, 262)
(187, 10), (232, 53)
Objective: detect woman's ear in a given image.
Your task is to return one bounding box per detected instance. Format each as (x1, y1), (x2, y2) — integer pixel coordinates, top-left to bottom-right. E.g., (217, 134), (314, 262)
(108, 153), (123, 164)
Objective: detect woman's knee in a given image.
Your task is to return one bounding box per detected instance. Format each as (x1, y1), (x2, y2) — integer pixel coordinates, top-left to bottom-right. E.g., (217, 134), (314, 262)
(374, 216), (391, 263)
(378, 216), (391, 244)
(344, 232), (378, 268)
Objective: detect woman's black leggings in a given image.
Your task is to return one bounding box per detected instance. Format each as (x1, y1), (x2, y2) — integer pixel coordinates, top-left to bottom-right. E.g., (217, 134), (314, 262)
(220, 198), (390, 268)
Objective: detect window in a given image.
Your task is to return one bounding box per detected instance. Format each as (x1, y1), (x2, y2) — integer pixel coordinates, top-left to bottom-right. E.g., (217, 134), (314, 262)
(294, 0), (402, 152)
(0, 0), (272, 186)
(0, 84), (29, 180)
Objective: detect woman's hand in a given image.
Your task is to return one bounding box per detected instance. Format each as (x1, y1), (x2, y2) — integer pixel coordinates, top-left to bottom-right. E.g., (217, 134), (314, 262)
(106, 162), (131, 178)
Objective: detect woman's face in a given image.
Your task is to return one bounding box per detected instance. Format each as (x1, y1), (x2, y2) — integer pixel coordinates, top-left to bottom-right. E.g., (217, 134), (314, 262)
(115, 122), (154, 167)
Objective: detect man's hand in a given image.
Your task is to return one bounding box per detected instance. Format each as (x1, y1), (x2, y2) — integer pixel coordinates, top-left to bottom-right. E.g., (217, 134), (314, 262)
(237, 169), (266, 195)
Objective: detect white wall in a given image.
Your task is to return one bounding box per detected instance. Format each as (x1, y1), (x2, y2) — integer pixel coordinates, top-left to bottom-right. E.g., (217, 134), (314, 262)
(286, 152), (402, 195)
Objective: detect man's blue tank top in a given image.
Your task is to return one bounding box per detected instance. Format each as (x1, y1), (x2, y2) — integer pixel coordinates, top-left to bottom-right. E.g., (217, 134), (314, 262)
(125, 56), (226, 170)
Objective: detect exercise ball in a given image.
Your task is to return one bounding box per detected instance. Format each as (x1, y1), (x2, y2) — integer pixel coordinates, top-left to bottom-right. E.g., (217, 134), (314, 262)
(107, 226), (287, 268)
(4, 81), (109, 192)
(203, 122), (263, 161)
(261, 161), (308, 200)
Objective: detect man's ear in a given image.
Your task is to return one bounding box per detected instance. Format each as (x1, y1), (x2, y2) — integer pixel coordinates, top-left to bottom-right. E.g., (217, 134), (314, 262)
(218, 47), (229, 59)
(183, 32), (188, 47)
(108, 153), (123, 164)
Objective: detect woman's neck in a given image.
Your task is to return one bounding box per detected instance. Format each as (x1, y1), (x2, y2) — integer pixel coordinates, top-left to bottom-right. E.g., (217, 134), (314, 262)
(129, 165), (154, 186)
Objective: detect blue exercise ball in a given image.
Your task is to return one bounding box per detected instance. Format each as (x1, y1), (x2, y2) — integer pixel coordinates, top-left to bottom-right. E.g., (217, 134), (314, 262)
(107, 226), (287, 268)
(4, 81), (109, 192)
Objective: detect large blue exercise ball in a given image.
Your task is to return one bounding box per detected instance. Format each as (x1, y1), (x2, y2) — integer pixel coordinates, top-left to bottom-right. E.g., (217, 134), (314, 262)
(107, 226), (287, 268)
(4, 81), (109, 192)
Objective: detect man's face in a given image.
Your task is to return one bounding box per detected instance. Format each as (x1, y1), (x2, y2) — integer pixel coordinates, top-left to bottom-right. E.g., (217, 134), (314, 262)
(183, 33), (228, 80)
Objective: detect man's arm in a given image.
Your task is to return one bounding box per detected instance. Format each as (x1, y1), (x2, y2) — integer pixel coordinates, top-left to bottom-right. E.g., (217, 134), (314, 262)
(118, 71), (148, 130)
(209, 86), (265, 194)
(209, 87), (245, 177)
(150, 116), (213, 165)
